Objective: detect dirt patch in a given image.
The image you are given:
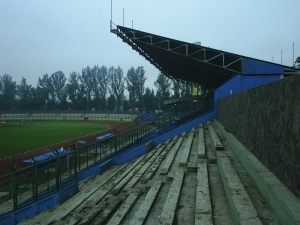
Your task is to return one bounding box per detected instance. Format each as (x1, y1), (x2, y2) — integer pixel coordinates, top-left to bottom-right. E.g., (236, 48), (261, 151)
(0, 121), (130, 176)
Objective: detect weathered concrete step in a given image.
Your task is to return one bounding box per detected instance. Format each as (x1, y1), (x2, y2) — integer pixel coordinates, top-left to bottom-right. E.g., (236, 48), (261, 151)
(123, 142), (169, 190)
(106, 191), (141, 225)
(160, 137), (184, 175)
(159, 168), (185, 225)
(129, 181), (163, 225)
(179, 132), (194, 167)
(195, 161), (213, 225)
(140, 140), (176, 184)
(111, 149), (157, 195)
(21, 165), (125, 225)
(208, 124), (223, 150)
(61, 154), (148, 222)
(215, 120), (300, 225)
(92, 196), (123, 225)
(216, 151), (262, 225)
(198, 125), (205, 158)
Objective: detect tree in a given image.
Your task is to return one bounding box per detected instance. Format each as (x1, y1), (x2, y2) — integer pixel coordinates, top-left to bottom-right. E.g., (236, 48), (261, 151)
(66, 72), (81, 109)
(295, 56), (300, 68)
(172, 79), (181, 98)
(143, 87), (157, 112)
(107, 95), (116, 111)
(0, 74), (17, 109)
(50, 71), (68, 109)
(126, 66), (147, 110)
(96, 66), (108, 110)
(108, 66), (125, 110)
(37, 74), (55, 110)
(80, 66), (94, 110)
(17, 78), (33, 109)
(181, 81), (192, 98)
(154, 73), (171, 110)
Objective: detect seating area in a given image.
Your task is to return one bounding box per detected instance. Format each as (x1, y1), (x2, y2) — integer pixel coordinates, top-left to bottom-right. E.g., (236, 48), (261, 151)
(20, 120), (300, 225)
(0, 113), (138, 121)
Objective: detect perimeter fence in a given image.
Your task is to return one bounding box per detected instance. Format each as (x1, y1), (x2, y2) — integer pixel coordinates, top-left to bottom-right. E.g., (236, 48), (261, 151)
(0, 93), (214, 216)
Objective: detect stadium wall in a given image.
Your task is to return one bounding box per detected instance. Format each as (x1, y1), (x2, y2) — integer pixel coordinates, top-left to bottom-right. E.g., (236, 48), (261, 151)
(217, 74), (300, 198)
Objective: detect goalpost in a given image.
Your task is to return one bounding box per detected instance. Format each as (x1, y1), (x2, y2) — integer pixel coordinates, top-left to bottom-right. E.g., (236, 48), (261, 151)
(5, 119), (24, 126)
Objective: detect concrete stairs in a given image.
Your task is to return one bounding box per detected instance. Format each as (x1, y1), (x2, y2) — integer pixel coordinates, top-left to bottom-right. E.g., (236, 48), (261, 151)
(20, 121), (300, 225)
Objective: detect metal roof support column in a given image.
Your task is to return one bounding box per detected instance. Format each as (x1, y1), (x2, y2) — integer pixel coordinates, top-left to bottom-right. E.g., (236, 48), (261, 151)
(222, 53), (225, 67)
(185, 45), (188, 55)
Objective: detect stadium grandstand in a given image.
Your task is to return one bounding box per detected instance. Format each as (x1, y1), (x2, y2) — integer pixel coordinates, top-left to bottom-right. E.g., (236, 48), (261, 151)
(1, 23), (300, 225)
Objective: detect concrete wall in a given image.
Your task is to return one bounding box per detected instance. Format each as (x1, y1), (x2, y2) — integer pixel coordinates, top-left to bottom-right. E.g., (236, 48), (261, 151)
(217, 74), (300, 198)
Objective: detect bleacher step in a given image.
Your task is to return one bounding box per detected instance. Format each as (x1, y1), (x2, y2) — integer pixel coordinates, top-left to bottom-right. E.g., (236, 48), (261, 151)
(129, 181), (163, 225)
(208, 124), (223, 151)
(159, 168), (185, 225)
(195, 161), (213, 225)
(198, 125), (205, 158)
(106, 191), (141, 225)
(179, 132), (194, 167)
(216, 151), (262, 225)
(160, 137), (184, 175)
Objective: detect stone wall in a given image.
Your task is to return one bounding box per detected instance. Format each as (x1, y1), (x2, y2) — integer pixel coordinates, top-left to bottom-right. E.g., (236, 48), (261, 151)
(217, 74), (300, 198)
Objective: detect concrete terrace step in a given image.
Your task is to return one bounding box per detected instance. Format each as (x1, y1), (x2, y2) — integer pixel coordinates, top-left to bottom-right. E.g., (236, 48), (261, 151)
(215, 119), (300, 225)
(159, 168), (185, 225)
(195, 161), (213, 225)
(179, 131), (194, 167)
(216, 151), (262, 225)
(208, 124), (223, 151)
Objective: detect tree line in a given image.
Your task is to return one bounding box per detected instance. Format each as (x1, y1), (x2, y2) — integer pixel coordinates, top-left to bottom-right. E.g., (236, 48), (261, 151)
(0, 65), (196, 111)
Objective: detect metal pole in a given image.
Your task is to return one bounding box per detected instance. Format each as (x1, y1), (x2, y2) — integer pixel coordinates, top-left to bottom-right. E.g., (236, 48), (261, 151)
(293, 42), (295, 67)
(281, 50), (282, 64)
(110, 0), (112, 30)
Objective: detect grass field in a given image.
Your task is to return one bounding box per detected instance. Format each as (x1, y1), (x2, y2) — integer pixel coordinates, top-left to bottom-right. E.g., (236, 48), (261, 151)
(0, 121), (108, 159)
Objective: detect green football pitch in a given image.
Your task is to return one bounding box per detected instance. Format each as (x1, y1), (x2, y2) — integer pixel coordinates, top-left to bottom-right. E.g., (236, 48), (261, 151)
(0, 121), (108, 159)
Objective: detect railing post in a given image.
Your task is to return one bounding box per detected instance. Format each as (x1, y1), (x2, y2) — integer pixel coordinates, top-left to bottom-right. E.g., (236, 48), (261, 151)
(34, 164), (38, 200)
(56, 155), (60, 191)
(8, 164), (19, 210)
(12, 170), (17, 210)
(74, 150), (78, 179)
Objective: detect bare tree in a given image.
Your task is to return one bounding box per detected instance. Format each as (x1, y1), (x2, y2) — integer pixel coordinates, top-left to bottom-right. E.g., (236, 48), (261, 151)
(108, 66), (125, 110)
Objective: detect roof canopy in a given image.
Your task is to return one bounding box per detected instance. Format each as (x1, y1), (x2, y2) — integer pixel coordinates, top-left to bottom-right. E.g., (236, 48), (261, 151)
(111, 25), (299, 89)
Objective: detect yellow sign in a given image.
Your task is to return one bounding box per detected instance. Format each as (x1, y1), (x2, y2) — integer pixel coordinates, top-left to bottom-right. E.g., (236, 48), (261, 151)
(193, 83), (197, 102)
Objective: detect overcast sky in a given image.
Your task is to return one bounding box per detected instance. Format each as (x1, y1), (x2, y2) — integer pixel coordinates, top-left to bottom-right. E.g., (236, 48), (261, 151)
(1, 0), (299, 89)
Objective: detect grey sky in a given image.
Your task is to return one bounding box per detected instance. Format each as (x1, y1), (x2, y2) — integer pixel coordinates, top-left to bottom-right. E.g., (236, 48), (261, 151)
(1, 0), (299, 89)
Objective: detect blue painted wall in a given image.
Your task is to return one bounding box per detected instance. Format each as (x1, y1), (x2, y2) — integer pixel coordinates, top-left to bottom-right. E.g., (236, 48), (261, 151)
(1, 182), (78, 225)
(215, 74), (281, 99)
(243, 58), (284, 74)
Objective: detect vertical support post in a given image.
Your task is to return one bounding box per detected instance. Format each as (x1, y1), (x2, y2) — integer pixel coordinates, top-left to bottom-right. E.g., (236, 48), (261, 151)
(13, 171), (17, 210)
(222, 53), (225, 67)
(55, 152), (60, 191)
(293, 42), (295, 67)
(74, 150), (78, 179)
(34, 164), (38, 200)
(185, 44), (188, 55)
